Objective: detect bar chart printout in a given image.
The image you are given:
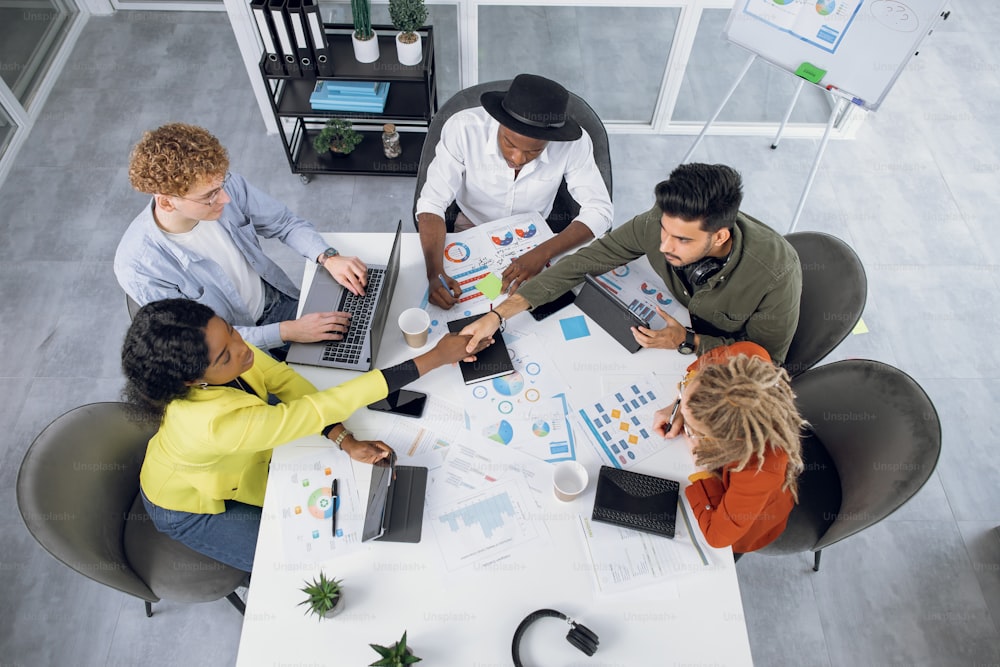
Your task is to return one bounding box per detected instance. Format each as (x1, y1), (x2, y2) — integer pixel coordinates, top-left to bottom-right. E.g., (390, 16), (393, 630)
(428, 479), (545, 571)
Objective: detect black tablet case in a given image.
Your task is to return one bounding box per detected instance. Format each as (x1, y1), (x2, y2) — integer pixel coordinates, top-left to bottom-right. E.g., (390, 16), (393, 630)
(591, 465), (680, 538)
(447, 314), (515, 384)
(575, 275), (650, 354)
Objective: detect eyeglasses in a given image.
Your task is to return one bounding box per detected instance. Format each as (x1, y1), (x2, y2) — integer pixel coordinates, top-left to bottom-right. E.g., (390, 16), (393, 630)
(173, 172), (231, 207)
(682, 422), (707, 441)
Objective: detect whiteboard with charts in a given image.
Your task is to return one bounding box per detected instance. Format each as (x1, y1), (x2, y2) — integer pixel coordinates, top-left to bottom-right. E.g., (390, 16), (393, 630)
(724, 0), (950, 110)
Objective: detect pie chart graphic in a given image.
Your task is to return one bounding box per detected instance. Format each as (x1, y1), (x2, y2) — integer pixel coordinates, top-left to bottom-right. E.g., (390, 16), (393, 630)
(815, 0), (835, 15)
(307, 487), (334, 520)
(491, 231), (514, 246)
(532, 420), (551, 437)
(444, 242), (471, 263)
(484, 420), (515, 445)
(492, 372), (524, 396)
(515, 224), (537, 238)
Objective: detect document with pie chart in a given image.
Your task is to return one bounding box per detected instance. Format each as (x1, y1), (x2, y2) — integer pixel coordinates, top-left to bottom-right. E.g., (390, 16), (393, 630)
(741, 0), (863, 53)
(460, 330), (578, 463)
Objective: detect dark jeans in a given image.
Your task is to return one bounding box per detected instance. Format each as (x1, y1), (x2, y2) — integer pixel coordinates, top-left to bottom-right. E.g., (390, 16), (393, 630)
(257, 280), (299, 358)
(141, 489), (262, 573)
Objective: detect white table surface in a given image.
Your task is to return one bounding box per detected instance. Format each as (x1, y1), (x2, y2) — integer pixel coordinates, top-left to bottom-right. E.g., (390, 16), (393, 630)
(236, 232), (753, 667)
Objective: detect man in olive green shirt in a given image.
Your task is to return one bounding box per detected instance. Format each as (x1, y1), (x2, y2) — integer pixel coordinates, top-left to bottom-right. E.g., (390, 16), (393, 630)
(461, 163), (802, 365)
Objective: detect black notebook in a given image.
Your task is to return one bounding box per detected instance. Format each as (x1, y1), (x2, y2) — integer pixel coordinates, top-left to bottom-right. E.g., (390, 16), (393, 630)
(446, 314), (515, 385)
(591, 465), (680, 538)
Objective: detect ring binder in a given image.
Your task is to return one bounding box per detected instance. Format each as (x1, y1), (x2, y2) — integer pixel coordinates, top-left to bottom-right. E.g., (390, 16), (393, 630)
(303, 0), (334, 76)
(287, 0), (316, 77)
(250, 0), (285, 76)
(268, 0), (301, 77)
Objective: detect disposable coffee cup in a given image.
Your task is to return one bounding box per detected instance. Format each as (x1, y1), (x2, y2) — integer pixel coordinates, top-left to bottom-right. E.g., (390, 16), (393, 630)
(398, 308), (430, 348)
(553, 461), (589, 502)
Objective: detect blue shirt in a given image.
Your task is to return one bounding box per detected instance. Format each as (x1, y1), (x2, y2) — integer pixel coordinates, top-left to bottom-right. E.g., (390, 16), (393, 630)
(114, 173), (329, 350)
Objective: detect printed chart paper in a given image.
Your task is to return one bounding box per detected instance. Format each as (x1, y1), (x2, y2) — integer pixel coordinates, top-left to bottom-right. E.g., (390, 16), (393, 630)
(741, 0), (863, 54)
(579, 377), (668, 469)
(592, 258), (690, 329)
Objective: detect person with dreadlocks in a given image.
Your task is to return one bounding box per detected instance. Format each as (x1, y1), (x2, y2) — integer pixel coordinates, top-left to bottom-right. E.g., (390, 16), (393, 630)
(652, 342), (806, 557)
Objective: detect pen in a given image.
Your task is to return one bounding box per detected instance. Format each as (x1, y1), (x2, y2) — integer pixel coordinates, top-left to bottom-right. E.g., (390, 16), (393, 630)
(666, 398), (681, 432)
(330, 478), (338, 537)
(437, 273), (450, 294)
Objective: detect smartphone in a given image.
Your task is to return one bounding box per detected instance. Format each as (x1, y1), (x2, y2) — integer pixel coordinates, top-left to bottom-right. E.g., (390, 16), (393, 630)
(367, 390), (427, 418)
(530, 290), (577, 321)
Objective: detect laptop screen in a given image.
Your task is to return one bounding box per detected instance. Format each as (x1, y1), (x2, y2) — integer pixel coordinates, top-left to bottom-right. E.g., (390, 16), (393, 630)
(365, 220), (403, 365)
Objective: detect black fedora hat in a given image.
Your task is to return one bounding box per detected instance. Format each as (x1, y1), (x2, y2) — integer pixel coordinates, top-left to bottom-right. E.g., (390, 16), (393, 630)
(480, 74), (582, 142)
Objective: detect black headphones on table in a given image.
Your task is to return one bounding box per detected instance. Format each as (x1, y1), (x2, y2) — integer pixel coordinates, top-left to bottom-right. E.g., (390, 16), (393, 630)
(512, 608), (600, 666)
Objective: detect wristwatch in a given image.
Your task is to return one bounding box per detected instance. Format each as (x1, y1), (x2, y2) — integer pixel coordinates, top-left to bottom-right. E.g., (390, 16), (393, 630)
(318, 247), (339, 264)
(677, 327), (697, 355)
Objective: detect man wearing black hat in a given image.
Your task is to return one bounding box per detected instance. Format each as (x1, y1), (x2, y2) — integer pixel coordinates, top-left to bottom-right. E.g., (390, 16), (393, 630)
(416, 73), (613, 309)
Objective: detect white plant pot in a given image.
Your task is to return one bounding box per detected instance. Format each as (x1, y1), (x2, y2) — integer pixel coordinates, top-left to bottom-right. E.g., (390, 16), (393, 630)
(395, 32), (422, 66)
(352, 32), (380, 64)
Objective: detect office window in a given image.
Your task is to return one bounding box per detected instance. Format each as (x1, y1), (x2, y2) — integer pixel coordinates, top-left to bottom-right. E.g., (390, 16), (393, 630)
(0, 106), (16, 161)
(0, 0), (76, 109)
(477, 5), (678, 124)
(673, 8), (830, 123)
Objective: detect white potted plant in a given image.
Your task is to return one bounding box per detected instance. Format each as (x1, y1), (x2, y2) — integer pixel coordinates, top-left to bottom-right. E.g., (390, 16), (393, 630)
(351, 0), (379, 63)
(388, 0), (427, 66)
(297, 571), (344, 620)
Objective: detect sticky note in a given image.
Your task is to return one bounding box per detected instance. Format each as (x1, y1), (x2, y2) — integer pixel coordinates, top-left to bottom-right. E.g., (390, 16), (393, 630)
(852, 318), (869, 335)
(559, 315), (590, 341)
(474, 273), (503, 300)
(795, 62), (827, 84)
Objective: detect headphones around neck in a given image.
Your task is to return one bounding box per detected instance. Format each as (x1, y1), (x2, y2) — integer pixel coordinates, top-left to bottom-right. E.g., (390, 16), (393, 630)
(512, 608), (600, 666)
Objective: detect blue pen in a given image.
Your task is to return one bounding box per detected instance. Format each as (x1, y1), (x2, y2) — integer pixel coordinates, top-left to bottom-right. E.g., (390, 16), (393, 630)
(438, 273), (451, 294)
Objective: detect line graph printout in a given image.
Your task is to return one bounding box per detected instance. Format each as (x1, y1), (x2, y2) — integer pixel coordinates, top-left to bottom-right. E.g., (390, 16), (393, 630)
(428, 439), (547, 506)
(428, 478), (545, 572)
(275, 450), (363, 563)
(420, 212), (554, 335)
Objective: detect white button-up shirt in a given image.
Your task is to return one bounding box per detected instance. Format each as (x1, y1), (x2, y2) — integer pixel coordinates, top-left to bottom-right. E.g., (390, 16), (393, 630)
(415, 107), (612, 237)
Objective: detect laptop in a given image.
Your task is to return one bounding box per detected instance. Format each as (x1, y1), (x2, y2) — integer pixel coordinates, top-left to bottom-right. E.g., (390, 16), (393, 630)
(574, 274), (650, 354)
(286, 221), (403, 371)
(361, 453), (428, 543)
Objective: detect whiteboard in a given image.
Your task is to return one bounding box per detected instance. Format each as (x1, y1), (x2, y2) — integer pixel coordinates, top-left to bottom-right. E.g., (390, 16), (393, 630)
(724, 0), (949, 111)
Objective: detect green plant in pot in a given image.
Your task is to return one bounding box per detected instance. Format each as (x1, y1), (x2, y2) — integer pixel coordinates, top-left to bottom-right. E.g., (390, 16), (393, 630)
(297, 571), (343, 620)
(351, 0), (379, 63)
(313, 119), (363, 156)
(389, 0), (428, 66)
(369, 630), (422, 666)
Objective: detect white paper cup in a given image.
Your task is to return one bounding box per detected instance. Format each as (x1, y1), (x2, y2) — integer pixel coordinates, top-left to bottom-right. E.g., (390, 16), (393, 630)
(553, 461), (589, 502)
(398, 308), (430, 348)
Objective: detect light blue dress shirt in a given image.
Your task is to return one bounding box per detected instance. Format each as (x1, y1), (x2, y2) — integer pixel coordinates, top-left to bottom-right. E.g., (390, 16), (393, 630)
(114, 173), (329, 350)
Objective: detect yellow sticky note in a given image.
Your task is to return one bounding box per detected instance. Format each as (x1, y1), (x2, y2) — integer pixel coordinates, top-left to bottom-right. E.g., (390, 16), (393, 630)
(852, 318), (869, 335)
(475, 273), (503, 300)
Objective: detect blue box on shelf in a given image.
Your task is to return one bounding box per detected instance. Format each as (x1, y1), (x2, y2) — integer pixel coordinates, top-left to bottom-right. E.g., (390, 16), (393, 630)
(309, 81), (390, 112)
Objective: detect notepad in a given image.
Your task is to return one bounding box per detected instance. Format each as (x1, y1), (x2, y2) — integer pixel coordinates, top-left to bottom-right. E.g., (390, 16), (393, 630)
(446, 314), (515, 385)
(591, 466), (680, 539)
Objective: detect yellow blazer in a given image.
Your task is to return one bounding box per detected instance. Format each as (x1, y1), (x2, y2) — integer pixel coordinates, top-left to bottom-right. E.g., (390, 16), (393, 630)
(140, 345), (388, 514)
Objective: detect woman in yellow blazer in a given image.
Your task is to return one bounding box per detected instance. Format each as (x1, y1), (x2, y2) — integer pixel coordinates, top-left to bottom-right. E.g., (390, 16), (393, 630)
(122, 298), (488, 572)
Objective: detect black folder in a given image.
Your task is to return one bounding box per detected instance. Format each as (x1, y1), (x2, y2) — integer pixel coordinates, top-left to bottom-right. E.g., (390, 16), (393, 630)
(303, 0), (334, 76)
(591, 466), (680, 538)
(268, 0), (300, 77)
(286, 0), (316, 76)
(447, 314), (515, 385)
(250, 0), (285, 76)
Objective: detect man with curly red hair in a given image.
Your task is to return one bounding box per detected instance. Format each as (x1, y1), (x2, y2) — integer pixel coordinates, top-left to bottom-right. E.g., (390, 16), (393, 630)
(115, 123), (366, 354)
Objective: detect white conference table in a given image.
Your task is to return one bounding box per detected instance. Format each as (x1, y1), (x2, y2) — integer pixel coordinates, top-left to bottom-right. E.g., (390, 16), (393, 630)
(237, 232), (753, 666)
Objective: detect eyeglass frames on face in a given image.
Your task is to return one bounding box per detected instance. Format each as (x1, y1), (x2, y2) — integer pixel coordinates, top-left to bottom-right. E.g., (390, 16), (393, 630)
(173, 172), (231, 207)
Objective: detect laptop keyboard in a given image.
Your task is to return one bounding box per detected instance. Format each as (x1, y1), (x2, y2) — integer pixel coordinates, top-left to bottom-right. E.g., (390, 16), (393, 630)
(320, 267), (385, 365)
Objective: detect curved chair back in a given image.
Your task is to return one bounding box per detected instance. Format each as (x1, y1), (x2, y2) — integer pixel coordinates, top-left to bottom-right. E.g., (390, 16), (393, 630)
(783, 232), (867, 377)
(761, 360), (941, 561)
(16, 402), (246, 612)
(126, 293), (141, 320)
(412, 79), (612, 233)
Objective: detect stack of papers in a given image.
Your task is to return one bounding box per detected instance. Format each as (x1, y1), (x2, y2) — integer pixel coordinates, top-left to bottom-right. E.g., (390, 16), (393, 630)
(309, 80), (390, 112)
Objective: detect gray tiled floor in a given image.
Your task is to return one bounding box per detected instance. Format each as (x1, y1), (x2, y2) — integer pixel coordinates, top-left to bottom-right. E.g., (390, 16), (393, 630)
(1, 5), (998, 666)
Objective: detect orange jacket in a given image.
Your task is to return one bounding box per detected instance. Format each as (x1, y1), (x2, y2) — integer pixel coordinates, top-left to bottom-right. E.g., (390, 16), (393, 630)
(682, 343), (795, 553)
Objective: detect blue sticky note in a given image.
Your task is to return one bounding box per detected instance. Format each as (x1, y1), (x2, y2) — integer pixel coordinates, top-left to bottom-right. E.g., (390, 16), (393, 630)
(559, 315), (590, 341)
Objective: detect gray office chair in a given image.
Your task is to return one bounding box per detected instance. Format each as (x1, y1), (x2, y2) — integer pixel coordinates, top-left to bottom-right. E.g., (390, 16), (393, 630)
(16, 402), (247, 617)
(126, 293), (141, 320)
(757, 359), (941, 571)
(782, 232), (867, 377)
(412, 79), (613, 233)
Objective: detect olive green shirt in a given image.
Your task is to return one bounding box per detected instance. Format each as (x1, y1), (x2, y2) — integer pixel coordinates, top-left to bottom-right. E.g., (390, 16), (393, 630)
(516, 206), (802, 364)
